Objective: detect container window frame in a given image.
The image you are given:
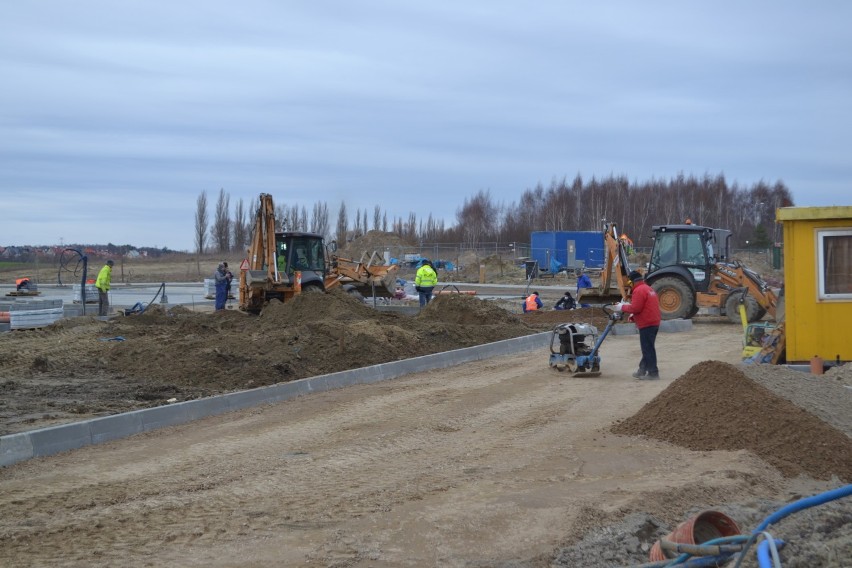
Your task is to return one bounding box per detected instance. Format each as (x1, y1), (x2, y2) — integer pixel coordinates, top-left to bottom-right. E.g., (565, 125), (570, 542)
(816, 229), (852, 300)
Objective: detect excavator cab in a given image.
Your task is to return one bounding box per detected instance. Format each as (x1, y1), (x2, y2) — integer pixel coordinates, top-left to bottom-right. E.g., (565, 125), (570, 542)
(646, 224), (776, 323)
(260, 231), (328, 301)
(277, 233), (327, 287)
(648, 225), (717, 293)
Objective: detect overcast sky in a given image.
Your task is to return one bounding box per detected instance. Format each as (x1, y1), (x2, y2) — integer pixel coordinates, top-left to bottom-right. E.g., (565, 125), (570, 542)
(2, 1), (850, 251)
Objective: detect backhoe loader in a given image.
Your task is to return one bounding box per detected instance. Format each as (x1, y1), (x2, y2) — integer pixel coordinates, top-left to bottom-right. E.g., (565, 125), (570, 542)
(644, 223), (781, 323)
(238, 194), (398, 313)
(578, 221), (782, 323)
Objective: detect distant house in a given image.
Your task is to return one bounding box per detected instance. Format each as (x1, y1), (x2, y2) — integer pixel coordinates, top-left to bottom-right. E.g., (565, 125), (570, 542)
(777, 206), (852, 364)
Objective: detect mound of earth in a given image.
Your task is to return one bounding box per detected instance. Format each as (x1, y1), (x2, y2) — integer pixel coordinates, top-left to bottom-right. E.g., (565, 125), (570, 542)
(518, 306), (612, 330)
(338, 230), (413, 259)
(612, 361), (852, 481)
(0, 290), (538, 435)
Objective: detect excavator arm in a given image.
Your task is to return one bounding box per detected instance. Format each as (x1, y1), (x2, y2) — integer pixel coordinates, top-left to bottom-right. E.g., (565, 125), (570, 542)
(240, 193), (295, 312)
(578, 222), (633, 305)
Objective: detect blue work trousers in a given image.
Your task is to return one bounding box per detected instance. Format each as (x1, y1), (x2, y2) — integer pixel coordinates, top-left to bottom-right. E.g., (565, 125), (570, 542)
(215, 282), (228, 310)
(418, 287), (434, 307)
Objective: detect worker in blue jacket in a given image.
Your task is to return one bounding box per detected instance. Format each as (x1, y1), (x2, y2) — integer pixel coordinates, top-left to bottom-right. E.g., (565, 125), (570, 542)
(576, 270), (593, 308)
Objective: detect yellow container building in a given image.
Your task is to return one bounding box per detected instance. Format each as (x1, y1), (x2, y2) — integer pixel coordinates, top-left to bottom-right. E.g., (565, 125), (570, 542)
(777, 206), (852, 364)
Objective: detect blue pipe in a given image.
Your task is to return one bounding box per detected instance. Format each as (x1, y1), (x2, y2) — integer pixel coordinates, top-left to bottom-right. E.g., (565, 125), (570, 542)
(754, 484), (852, 533)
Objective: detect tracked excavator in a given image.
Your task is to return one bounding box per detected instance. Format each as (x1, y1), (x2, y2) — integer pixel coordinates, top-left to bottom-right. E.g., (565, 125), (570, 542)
(239, 194), (399, 313)
(579, 221), (782, 324)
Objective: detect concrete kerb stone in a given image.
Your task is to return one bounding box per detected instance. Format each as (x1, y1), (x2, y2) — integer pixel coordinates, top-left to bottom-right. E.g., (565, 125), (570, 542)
(661, 318), (693, 333)
(0, 432), (34, 465)
(28, 421), (92, 459)
(0, 331), (550, 468)
(611, 319), (693, 335)
(89, 412), (145, 444)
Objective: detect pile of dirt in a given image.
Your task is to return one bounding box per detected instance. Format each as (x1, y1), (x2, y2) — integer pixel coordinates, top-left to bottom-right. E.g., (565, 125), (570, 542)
(0, 290), (539, 434)
(338, 230), (413, 259)
(518, 306), (612, 330)
(418, 294), (523, 326)
(453, 253), (533, 283)
(612, 360), (852, 481)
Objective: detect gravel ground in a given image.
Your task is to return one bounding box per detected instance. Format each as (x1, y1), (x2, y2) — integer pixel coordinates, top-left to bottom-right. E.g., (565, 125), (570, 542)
(743, 363), (852, 437)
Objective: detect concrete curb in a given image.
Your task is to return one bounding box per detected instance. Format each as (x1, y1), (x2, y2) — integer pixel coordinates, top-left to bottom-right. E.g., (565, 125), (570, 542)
(611, 318), (693, 335)
(1, 332), (551, 468)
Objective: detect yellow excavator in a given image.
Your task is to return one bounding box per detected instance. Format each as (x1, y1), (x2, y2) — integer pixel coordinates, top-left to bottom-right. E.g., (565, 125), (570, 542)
(239, 194), (398, 313)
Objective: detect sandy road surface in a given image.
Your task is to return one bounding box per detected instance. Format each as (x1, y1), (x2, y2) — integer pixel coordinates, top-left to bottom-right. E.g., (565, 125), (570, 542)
(0, 323), (831, 567)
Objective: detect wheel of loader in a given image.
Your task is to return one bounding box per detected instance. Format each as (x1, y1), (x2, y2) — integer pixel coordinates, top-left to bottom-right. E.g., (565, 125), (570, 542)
(302, 284), (324, 294)
(651, 276), (695, 320)
(725, 292), (762, 324)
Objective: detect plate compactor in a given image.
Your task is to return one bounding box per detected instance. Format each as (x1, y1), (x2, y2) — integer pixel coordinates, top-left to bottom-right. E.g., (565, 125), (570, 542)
(549, 305), (622, 376)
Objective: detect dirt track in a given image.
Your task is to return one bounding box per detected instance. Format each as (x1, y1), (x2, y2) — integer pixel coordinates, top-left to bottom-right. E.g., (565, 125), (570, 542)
(2, 314), (850, 567)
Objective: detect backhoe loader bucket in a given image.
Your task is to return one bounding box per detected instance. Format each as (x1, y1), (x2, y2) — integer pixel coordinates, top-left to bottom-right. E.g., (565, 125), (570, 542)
(577, 287), (624, 306)
(331, 254), (399, 298)
(245, 270), (270, 288)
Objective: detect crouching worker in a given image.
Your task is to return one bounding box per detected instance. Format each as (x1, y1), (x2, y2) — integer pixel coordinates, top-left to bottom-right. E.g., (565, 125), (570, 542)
(554, 290), (576, 310)
(523, 291), (543, 313)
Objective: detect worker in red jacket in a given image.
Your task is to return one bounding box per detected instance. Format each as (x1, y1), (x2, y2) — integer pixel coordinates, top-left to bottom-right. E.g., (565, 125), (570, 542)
(616, 270), (662, 379)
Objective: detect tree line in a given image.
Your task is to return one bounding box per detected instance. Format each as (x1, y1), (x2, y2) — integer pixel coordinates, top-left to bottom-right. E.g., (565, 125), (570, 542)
(194, 173), (794, 256)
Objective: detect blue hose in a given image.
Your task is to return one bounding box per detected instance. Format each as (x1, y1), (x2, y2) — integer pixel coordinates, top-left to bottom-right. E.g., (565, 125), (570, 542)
(754, 484), (852, 532)
(734, 484), (852, 568)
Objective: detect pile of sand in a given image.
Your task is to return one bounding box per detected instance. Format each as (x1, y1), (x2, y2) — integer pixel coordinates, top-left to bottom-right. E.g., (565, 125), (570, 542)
(612, 360), (852, 481)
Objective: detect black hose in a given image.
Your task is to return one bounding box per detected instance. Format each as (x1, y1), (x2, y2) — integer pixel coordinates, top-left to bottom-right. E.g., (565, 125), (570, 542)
(128, 283), (167, 315)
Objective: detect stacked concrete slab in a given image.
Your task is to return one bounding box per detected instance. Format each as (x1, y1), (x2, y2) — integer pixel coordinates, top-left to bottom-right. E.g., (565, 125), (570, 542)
(72, 283), (99, 304)
(0, 298), (64, 330)
(204, 278), (215, 299)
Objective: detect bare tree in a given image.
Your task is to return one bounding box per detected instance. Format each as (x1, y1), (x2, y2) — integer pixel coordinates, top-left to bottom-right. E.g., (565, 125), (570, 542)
(311, 201), (330, 237)
(232, 198), (248, 254)
(336, 202), (348, 244)
(300, 206), (308, 232)
(373, 206), (382, 230)
(194, 191), (209, 274)
(405, 212), (417, 242)
(456, 190), (497, 249)
(212, 189), (231, 254)
(353, 208), (363, 238)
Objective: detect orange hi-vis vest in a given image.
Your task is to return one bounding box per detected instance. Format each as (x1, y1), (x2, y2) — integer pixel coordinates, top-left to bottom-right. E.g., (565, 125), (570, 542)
(525, 295), (539, 311)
